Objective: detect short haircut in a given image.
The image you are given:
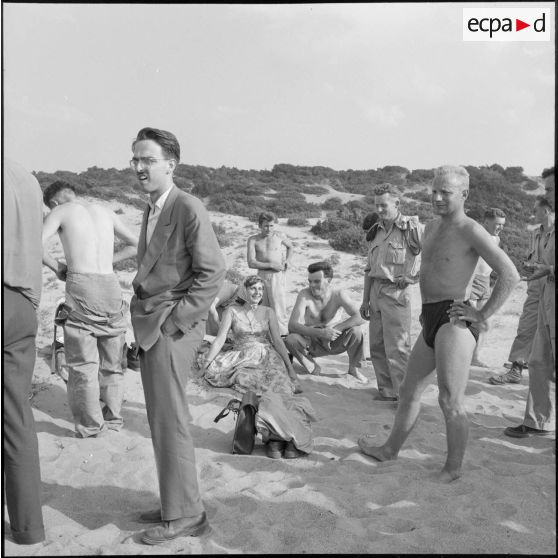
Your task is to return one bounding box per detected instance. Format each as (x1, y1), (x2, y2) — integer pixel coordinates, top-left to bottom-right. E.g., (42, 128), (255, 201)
(484, 208), (506, 220)
(374, 183), (399, 198)
(535, 197), (552, 211)
(43, 181), (76, 207)
(541, 167), (554, 179)
(258, 211), (277, 226)
(362, 212), (379, 231)
(132, 127), (180, 163)
(307, 261), (333, 280)
(244, 275), (264, 289)
(434, 165), (469, 189)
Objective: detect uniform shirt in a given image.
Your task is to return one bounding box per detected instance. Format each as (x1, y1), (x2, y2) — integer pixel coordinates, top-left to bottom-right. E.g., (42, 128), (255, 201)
(146, 185), (173, 246)
(3, 158), (43, 308)
(529, 221), (555, 264)
(364, 213), (423, 283)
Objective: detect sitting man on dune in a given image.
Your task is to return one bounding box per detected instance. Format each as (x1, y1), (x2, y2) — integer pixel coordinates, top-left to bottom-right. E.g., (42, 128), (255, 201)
(284, 260), (367, 382)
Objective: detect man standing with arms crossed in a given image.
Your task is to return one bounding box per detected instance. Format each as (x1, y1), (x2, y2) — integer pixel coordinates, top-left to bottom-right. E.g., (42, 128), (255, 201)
(359, 166), (519, 482)
(42, 181), (138, 438)
(489, 197), (554, 384)
(504, 167), (555, 438)
(3, 159), (45, 545)
(360, 184), (423, 401)
(247, 211), (293, 336)
(129, 127), (225, 544)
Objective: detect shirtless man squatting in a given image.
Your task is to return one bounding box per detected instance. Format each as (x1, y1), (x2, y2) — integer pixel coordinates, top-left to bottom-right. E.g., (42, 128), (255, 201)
(42, 181), (138, 438)
(358, 165), (519, 482)
(285, 260), (367, 383)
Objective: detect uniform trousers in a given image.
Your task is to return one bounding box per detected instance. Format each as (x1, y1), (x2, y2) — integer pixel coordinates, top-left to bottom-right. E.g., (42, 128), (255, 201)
(3, 286), (45, 544)
(524, 278), (555, 431)
(508, 278), (542, 364)
(368, 280), (412, 398)
(139, 321), (206, 520)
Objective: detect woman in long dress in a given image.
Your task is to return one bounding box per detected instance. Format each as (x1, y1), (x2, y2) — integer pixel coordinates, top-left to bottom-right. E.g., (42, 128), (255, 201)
(202, 275), (302, 395)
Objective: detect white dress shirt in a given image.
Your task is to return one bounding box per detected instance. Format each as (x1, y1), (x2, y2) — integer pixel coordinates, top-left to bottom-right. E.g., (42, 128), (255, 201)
(146, 186), (173, 246)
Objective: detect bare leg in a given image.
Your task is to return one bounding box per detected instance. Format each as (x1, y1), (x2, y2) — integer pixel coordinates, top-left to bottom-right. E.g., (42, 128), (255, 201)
(284, 334), (321, 375)
(359, 333), (435, 460)
(434, 323), (476, 482)
(348, 367), (368, 382)
(469, 300), (489, 367)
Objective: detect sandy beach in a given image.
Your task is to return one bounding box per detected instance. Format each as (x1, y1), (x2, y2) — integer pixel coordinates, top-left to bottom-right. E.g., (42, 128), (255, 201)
(4, 199), (555, 555)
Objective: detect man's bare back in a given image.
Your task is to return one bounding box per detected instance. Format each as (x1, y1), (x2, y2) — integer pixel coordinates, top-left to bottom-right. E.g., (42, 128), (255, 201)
(43, 192), (137, 279)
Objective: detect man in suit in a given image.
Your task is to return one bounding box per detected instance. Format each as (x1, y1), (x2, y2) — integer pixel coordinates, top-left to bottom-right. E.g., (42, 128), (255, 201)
(129, 127), (226, 544)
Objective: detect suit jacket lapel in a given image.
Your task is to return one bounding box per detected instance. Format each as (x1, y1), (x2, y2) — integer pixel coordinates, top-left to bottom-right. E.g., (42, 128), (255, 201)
(134, 186), (179, 288)
(137, 206), (149, 264)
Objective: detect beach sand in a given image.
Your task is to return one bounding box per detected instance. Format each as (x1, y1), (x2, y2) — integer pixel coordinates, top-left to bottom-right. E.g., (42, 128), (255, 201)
(4, 199), (555, 555)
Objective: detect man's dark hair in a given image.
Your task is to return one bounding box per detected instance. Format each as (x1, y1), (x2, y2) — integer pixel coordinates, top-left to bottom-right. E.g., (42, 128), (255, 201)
(535, 197), (552, 211)
(484, 207), (506, 220)
(541, 167), (554, 179)
(132, 127), (180, 163)
(374, 183), (400, 198)
(307, 261), (333, 280)
(258, 211), (277, 226)
(43, 181), (76, 207)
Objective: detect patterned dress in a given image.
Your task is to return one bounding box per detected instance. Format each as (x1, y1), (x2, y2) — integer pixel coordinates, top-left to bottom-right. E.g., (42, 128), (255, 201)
(203, 305), (295, 396)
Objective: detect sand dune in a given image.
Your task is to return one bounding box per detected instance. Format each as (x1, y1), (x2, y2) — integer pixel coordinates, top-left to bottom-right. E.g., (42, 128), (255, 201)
(4, 199), (555, 555)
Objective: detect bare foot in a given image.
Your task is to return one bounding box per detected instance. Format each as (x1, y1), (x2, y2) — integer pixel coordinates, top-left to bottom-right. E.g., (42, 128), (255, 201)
(471, 359), (490, 368)
(357, 437), (396, 461)
(434, 468), (462, 483)
(292, 381), (304, 394)
(310, 363), (322, 376)
(348, 368), (368, 383)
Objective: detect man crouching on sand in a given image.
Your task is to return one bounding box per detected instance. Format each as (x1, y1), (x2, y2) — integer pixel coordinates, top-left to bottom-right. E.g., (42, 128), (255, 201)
(358, 166), (519, 482)
(284, 261), (367, 382)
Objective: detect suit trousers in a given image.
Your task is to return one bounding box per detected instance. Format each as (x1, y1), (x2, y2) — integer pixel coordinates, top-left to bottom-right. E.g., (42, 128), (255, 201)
(368, 280), (412, 399)
(2, 286), (45, 544)
(139, 321), (206, 520)
(508, 278), (542, 365)
(524, 280), (556, 431)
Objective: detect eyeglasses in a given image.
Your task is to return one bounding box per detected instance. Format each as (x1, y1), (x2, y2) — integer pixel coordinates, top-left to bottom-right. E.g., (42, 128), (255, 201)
(129, 157), (171, 169)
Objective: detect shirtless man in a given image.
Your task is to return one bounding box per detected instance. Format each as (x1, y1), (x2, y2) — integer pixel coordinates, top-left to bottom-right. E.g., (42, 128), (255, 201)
(469, 208), (506, 367)
(42, 181), (138, 438)
(358, 166), (519, 481)
(284, 261), (367, 382)
(247, 212), (293, 336)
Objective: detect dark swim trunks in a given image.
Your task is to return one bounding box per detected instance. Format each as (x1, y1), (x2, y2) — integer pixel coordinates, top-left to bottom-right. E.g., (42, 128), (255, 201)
(420, 299), (480, 349)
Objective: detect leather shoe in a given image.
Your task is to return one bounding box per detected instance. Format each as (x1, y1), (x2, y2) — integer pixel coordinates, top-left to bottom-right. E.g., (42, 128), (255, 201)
(140, 512), (210, 545)
(266, 440), (286, 459)
(284, 440), (305, 459)
(504, 424), (554, 438)
(136, 508), (162, 524)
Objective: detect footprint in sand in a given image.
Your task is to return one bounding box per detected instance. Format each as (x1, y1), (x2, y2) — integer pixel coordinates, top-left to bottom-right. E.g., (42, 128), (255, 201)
(377, 517), (417, 535)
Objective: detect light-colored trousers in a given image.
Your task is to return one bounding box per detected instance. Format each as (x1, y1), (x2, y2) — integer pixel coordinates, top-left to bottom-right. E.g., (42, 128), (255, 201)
(139, 321), (206, 521)
(258, 269), (288, 336)
(64, 321), (125, 438)
(508, 278), (542, 364)
(368, 280), (412, 398)
(524, 279), (555, 431)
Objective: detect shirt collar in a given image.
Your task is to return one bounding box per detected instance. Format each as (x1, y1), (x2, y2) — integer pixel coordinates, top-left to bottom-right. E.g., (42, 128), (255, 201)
(148, 185), (173, 212)
(379, 211), (404, 231)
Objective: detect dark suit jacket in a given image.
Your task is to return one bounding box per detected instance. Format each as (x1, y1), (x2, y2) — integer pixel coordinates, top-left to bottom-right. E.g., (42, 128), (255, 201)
(130, 186), (226, 351)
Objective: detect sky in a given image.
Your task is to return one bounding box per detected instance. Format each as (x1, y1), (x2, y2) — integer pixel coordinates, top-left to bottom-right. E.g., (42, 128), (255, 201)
(2, 2), (555, 175)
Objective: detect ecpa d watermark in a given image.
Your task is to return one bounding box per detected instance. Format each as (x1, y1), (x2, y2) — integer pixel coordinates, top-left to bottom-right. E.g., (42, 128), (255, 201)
(463, 7), (551, 41)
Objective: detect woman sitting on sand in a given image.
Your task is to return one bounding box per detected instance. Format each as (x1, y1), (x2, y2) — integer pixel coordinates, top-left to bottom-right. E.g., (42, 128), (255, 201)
(201, 275), (302, 395)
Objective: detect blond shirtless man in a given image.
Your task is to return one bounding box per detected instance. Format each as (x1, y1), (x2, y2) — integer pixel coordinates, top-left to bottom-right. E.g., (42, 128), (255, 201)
(284, 261), (367, 382)
(358, 166), (519, 481)
(42, 181), (137, 438)
(247, 212), (293, 335)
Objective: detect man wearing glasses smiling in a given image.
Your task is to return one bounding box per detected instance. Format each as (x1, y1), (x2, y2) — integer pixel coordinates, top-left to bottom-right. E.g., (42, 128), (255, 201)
(129, 127), (225, 544)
